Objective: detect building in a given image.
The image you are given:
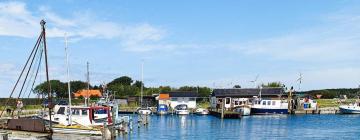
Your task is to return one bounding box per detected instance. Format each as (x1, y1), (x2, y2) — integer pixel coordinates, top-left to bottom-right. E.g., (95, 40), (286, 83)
(74, 89), (102, 98)
(127, 95), (157, 107)
(158, 91), (198, 109)
(210, 87), (286, 110)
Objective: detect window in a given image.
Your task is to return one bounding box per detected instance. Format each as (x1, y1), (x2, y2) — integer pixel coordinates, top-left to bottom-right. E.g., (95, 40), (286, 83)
(171, 98), (178, 101)
(226, 98), (230, 104)
(267, 101), (271, 105)
(262, 101), (266, 105)
(189, 98), (195, 101)
(272, 101), (276, 106)
(81, 109), (88, 115)
(57, 107), (65, 115)
(72, 109), (80, 115)
(235, 101), (239, 105)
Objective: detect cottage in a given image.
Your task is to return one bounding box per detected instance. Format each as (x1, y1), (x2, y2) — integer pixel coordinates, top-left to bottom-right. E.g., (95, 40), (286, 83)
(210, 87), (286, 110)
(158, 92), (198, 109)
(74, 89), (102, 98)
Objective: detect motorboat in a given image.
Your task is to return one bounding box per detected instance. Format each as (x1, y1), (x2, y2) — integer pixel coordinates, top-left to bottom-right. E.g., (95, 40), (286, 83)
(251, 98), (289, 115)
(339, 102), (360, 114)
(174, 104), (189, 115)
(157, 104), (169, 115)
(137, 107), (152, 115)
(232, 98), (251, 116)
(195, 108), (209, 115)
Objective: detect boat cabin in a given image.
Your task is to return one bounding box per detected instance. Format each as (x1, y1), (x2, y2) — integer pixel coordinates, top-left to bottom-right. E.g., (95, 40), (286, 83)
(211, 87), (287, 110)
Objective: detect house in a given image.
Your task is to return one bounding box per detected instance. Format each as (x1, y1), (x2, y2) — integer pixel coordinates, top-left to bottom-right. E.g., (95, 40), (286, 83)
(127, 95), (156, 107)
(74, 89), (102, 98)
(210, 87), (286, 110)
(158, 91), (198, 109)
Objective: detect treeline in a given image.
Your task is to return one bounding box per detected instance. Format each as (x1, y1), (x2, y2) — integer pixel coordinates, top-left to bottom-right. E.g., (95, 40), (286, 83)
(301, 88), (360, 99)
(34, 76), (212, 98)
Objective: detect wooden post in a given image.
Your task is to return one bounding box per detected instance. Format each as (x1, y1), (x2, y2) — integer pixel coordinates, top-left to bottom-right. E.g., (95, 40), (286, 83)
(221, 98), (224, 119)
(288, 87), (293, 114)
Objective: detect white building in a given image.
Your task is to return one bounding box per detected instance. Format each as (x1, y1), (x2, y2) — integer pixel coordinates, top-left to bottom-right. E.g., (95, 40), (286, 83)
(158, 92), (198, 109)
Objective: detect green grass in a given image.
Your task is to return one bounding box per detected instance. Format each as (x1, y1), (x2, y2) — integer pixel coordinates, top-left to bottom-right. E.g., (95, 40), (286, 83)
(197, 101), (210, 108)
(315, 99), (357, 108)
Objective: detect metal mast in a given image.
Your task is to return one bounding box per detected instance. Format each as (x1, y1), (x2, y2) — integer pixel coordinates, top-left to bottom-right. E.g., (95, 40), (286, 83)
(64, 33), (72, 125)
(86, 62), (90, 106)
(140, 60), (144, 107)
(41, 20), (53, 130)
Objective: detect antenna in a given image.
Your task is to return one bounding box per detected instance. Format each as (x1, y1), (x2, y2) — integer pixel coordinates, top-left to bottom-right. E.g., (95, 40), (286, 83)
(250, 74), (259, 88)
(86, 62), (90, 106)
(296, 72), (302, 91)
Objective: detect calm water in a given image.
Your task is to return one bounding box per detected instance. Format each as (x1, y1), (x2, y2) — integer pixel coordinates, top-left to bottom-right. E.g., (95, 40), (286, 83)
(51, 114), (360, 140)
(114, 114), (360, 140)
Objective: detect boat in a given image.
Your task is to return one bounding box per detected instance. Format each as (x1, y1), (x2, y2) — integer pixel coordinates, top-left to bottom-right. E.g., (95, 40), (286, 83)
(195, 108), (209, 115)
(251, 98), (289, 114)
(174, 104), (190, 115)
(157, 104), (169, 115)
(137, 61), (152, 115)
(339, 101), (360, 114)
(232, 98), (251, 116)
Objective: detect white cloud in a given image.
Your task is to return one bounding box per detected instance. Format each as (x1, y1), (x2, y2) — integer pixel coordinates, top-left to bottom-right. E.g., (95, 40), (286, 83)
(0, 1), (167, 52)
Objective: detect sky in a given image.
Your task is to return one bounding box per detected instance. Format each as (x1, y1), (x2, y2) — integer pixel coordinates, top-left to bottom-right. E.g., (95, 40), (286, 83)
(1, 0), (360, 97)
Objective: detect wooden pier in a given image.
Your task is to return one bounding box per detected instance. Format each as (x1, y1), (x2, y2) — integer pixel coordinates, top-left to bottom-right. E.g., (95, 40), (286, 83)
(209, 110), (241, 119)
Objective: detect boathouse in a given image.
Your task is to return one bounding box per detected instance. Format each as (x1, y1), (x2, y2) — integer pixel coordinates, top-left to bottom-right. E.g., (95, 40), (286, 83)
(210, 87), (286, 110)
(158, 91), (198, 109)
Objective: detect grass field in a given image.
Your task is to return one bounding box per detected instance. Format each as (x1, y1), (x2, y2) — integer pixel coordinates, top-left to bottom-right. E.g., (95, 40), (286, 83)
(315, 99), (357, 108)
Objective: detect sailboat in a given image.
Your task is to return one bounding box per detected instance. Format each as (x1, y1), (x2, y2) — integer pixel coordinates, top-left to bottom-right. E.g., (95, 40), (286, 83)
(137, 61), (152, 115)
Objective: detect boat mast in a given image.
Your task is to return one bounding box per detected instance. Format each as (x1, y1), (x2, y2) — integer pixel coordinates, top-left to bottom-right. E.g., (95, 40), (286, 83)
(64, 33), (72, 125)
(86, 62), (90, 106)
(140, 60), (144, 107)
(41, 20), (53, 130)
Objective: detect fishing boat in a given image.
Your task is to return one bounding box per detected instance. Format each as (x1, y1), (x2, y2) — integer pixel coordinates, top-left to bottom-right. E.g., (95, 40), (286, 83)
(195, 108), (209, 115)
(339, 101), (360, 114)
(157, 104), (169, 115)
(175, 104), (190, 115)
(251, 98), (289, 114)
(232, 98), (251, 116)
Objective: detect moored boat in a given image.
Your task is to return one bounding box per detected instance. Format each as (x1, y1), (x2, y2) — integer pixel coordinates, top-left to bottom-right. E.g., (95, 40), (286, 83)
(339, 102), (360, 114)
(251, 98), (289, 115)
(157, 104), (169, 115)
(195, 108), (209, 115)
(175, 104), (189, 115)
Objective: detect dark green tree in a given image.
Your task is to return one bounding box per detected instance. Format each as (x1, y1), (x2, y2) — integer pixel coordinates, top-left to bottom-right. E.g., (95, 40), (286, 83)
(34, 80), (67, 98)
(262, 82), (283, 88)
(70, 80), (89, 93)
(233, 85), (241, 88)
(108, 76), (133, 86)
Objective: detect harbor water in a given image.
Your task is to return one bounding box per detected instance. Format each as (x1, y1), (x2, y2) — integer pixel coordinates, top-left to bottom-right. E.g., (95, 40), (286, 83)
(53, 114), (360, 140)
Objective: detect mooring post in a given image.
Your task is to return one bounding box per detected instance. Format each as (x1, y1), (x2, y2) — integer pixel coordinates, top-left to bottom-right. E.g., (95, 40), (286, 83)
(221, 98), (224, 119)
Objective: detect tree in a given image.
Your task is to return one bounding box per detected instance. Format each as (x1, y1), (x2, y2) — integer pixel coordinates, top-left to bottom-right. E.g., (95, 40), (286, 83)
(233, 85), (241, 88)
(70, 81), (89, 93)
(262, 82), (283, 88)
(108, 76), (133, 86)
(132, 80), (143, 89)
(34, 80), (66, 98)
(159, 86), (171, 93)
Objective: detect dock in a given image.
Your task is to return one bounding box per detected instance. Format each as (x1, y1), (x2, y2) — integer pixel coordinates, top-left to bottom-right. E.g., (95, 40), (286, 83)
(293, 107), (339, 114)
(209, 110), (241, 119)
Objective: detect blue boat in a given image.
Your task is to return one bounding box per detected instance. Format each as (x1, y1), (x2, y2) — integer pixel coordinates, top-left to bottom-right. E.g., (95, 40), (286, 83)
(157, 104), (169, 115)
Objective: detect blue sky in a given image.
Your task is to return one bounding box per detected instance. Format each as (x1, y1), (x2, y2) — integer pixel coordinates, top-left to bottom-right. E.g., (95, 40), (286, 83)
(1, 0), (360, 97)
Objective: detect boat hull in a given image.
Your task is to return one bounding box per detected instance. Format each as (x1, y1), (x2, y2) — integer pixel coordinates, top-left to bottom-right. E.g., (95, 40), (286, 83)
(157, 111), (168, 115)
(339, 106), (360, 114)
(176, 110), (189, 115)
(251, 108), (288, 115)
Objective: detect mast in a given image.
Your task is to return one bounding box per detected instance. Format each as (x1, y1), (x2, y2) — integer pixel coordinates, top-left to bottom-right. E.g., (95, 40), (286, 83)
(140, 60), (144, 107)
(64, 33), (72, 125)
(41, 20), (53, 130)
(86, 62), (90, 106)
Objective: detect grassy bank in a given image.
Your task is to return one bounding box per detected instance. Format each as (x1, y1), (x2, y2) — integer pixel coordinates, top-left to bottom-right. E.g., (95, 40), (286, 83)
(315, 99), (356, 108)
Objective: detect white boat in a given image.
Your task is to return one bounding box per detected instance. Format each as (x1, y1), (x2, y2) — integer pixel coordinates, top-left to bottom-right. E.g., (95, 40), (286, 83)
(175, 104), (189, 115)
(251, 98), (289, 115)
(339, 102), (360, 114)
(195, 108), (209, 115)
(137, 107), (152, 115)
(232, 98), (251, 116)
